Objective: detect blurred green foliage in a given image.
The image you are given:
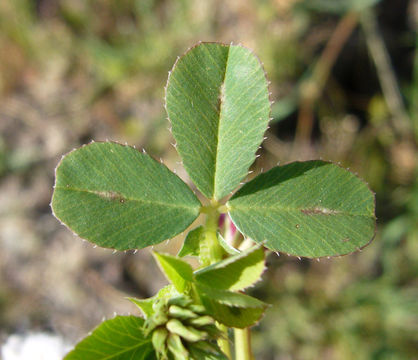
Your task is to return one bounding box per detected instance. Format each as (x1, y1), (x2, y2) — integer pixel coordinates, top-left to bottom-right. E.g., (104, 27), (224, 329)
(0, 0), (416, 359)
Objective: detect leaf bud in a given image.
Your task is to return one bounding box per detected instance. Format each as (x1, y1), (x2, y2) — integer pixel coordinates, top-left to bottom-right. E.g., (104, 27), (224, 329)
(152, 327), (169, 359)
(166, 319), (207, 343)
(167, 333), (189, 360)
(188, 304), (207, 315)
(168, 305), (198, 320)
(168, 295), (193, 308)
(187, 315), (215, 327)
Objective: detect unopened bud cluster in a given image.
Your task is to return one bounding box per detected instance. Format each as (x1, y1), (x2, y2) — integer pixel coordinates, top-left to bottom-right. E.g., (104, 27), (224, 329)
(145, 295), (224, 359)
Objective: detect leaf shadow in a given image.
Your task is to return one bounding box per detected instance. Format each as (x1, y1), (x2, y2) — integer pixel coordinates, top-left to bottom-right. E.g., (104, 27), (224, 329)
(231, 160), (329, 199)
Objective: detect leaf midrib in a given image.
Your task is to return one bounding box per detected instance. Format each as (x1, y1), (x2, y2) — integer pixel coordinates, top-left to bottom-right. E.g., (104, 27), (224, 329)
(228, 204), (374, 218)
(56, 186), (199, 210)
(212, 45), (231, 200)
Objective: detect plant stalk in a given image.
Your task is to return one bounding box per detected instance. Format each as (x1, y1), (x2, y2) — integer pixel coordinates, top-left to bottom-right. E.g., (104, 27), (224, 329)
(234, 327), (253, 360)
(200, 201), (224, 266)
(218, 324), (232, 359)
(202, 201), (232, 358)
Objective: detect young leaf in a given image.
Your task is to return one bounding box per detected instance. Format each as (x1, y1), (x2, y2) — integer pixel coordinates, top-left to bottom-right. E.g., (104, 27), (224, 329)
(178, 226), (204, 257)
(128, 297), (154, 319)
(153, 252), (194, 293)
(178, 227), (239, 259)
(64, 316), (156, 360)
(128, 285), (175, 318)
(197, 285), (268, 328)
(166, 42), (270, 200)
(227, 161), (376, 258)
(52, 142), (201, 250)
(194, 246), (265, 291)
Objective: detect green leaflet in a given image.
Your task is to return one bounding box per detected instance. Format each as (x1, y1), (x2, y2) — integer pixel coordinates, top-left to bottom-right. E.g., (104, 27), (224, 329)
(178, 226), (204, 257)
(228, 161), (376, 258)
(64, 316), (156, 360)
(195, 246), (265, 291)
(51, 142), (201, 250)
(178, 227), (239, 259)
(197, 284), (268, 328)
(153, 252), (194, 293)
(128, 297), (154, 319)
(166, 42), (270, 200)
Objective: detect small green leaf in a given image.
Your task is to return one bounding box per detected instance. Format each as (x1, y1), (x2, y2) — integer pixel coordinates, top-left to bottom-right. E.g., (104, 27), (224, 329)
(52, 142), (201, 250)
(195, 246), (265, 291)
(178, 226), (204, 257)
(153, 252), (193, 293)
(166, 42), (271, 200)
(228, 161), (376, 258)
(128, 297), (154, 318)
(178, 227), (239, 259)
(127, 285), (175, 318)
(197, 285), (268, 328)
(64, 316), (156, 360)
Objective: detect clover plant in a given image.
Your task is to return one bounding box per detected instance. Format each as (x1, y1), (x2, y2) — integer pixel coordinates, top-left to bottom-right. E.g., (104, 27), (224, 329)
(51, 42), (376, 360)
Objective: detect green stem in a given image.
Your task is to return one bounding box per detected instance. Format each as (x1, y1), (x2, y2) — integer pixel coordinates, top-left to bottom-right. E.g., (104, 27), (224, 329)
(200, 201), (224, 266)
(201, 201), (232, 358)
(218, 324), (232, 359)
(234, 328), (253, 360)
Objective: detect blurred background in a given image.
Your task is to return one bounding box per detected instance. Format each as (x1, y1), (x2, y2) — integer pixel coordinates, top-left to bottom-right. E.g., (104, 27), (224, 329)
(0, 0), (417, 359)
